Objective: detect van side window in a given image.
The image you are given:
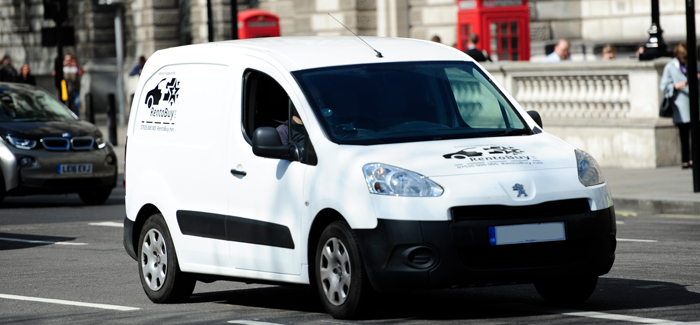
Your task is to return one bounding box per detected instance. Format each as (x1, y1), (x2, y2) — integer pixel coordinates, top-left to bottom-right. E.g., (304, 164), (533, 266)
(242, 70), (317, 165)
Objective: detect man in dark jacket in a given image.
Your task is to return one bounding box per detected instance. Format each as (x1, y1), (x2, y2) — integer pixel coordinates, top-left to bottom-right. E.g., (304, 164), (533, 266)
(465, 34), (491, 62)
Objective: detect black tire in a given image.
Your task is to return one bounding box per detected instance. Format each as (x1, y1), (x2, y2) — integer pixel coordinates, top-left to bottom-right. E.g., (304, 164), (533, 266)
(146, 96), (154, 108)
(535, 275), (599, 304)
(138, 213), (196, 303)
(314, 221), (373, 319)
(78, 187), (112, 205)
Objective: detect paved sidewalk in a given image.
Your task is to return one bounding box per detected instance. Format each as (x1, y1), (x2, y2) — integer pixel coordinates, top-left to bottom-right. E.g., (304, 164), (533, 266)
(95, 115), (700, 215)
(603, 166), (700, 215)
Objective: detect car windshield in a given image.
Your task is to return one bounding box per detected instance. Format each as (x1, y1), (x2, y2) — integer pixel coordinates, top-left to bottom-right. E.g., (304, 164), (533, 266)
(293, 61), (529, 145)
(0, 86), (76, 122)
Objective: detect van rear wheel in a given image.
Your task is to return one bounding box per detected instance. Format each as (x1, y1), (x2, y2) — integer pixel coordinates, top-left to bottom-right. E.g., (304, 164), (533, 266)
(314, 221), (372, 319)
(534, 275), (598, 304)
(138, 213), (196, 303)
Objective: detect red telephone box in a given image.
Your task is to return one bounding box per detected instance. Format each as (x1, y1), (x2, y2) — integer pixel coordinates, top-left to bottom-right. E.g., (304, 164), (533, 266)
(238, 9), (280, 39)
(457, 0), (530, 61)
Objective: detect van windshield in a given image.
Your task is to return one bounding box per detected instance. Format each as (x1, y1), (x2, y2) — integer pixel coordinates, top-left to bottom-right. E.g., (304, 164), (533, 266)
(293, 61), (530, 145)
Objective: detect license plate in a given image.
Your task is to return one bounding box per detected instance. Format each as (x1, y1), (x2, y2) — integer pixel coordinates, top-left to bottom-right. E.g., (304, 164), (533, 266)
(489, 222), (565, 246)
(57, 164), (93, 174)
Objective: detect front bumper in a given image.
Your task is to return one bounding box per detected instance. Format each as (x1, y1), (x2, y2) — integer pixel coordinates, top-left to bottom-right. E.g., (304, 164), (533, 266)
(355, 204), (616, 292)
(6, 146), (117, 195)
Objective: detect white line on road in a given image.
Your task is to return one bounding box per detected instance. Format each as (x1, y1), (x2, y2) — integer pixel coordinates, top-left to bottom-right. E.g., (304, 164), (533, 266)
(616, 221), (625, 225)
(88, 221), (123, 228)
(617, 238), (659, 243)
(508, 303), (695, 324)
(228, 321), (285, 325)
(0, 293), (139, 311)
(0, 237), (88, 246)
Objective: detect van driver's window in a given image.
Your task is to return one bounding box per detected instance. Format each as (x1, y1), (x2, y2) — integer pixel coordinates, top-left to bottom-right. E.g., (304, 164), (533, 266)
(242, 70), (291, 141)
(242, 70), (313, 163)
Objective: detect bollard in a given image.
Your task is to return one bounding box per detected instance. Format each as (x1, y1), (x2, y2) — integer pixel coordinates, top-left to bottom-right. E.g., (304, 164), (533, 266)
(85, 93), (95, 124)
(107, 93), (118, 146)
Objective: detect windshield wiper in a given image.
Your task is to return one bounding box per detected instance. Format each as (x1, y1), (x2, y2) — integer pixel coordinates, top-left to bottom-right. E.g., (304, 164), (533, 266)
(491, 128), (532, 137)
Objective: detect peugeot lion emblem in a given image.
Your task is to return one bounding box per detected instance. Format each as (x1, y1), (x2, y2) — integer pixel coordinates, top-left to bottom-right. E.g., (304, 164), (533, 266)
(512, 183), (527, 197)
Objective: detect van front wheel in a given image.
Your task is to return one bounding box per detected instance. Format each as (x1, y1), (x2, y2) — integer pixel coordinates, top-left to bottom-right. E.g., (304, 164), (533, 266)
(138, 213), (196, 303)
(315, 221), (372, 319)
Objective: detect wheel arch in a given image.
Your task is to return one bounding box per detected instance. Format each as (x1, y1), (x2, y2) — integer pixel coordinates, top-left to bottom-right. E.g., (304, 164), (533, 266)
(131, 204), (162, 256)
(307, 208), (346, 286)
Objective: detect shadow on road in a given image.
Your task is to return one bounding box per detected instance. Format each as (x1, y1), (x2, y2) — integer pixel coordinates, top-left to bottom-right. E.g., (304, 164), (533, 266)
(186, 277), (700, 321)
(0, 232), (81, 251)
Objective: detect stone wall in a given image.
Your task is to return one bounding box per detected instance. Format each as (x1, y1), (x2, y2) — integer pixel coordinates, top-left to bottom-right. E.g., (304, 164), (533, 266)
(483, 58), (678, 168)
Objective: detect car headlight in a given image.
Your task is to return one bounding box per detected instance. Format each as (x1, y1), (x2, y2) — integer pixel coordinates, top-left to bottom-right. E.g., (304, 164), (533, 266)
(363, 163), (443, 197)
(6, 135), (36, 150)
(575, 149), (604, 186)
(95, 136), (107, 149)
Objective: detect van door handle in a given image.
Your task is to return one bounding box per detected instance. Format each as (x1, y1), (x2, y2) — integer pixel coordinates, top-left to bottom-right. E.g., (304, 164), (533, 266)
(230, 169), (247, 177)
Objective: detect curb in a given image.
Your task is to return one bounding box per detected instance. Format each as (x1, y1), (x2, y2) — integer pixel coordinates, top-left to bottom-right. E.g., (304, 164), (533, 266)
(613, 198), (700, 215)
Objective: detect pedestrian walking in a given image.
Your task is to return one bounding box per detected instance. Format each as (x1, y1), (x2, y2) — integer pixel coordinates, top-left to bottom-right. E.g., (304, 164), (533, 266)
(465, 34), (492, 62)
(14, 63), (36, 85)
(63, 54), (84, 116)
(543, 39), (570, 62)
(0, 55), (18, 82)
(660, 42), (700, 169)
(130, 55), (147, 76)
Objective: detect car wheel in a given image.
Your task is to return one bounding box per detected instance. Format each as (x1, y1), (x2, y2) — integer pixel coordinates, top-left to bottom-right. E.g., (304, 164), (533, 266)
(138, 213), (196, 303)
(146, 96), (154, 108)
(315, 221), (372, 319)
(78, 188), (112, 205)
(534, 275), (598, 304)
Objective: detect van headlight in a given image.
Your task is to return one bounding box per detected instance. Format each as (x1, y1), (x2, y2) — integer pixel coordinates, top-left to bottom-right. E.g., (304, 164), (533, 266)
(575, 149), (604, 187)
(5, 135), (36, 150)
(363, 163), (443, 197)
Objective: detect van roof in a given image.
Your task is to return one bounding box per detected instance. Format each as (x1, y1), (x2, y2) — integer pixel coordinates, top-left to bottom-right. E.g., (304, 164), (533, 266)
(154, 36), (474, 71)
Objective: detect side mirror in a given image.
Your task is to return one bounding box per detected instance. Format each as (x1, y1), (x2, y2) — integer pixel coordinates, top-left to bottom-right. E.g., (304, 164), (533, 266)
(527, 110), (543, 128)
(252, 127), (300, 161)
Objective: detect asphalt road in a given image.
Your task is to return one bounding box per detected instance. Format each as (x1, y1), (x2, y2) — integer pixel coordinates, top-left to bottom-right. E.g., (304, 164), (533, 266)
(1, 181), (699, 324)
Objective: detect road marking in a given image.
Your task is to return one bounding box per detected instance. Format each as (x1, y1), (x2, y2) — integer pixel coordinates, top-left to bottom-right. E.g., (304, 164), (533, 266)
(0, 293), (139, 311)
(228, 321), (285, 325)
(0, 237), (88, 246)
(509, 303), (694, 324)
(617, 211), (638, 217)
(635, 285), (666, 289)
(616, 221), (625, 225)
(88, 221), (123, 228)
(617, 238), (658, 243)
(656, 214), (700, 220)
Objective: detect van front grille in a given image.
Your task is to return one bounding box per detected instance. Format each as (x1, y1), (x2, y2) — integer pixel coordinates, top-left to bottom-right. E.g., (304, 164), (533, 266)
(451, 198), (590, 222)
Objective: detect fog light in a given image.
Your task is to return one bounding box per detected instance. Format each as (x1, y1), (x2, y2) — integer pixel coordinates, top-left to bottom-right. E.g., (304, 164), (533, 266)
(105, 154), (115, 165)
(19, 157), (35, 167)
(402, 246), (437, 269)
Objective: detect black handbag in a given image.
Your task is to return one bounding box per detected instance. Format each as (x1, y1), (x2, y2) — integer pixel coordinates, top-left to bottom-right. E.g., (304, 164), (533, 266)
(659, 91), (676, 118)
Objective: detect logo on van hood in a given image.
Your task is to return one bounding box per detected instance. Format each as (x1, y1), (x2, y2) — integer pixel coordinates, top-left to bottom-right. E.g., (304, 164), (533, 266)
(443, 145), (523, 159)
(444, 145), (543, 170)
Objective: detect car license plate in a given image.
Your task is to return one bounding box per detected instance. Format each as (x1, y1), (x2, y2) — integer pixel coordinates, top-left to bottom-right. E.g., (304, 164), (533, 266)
(489, 222), (565, 246)
(57, 164), (93, 174)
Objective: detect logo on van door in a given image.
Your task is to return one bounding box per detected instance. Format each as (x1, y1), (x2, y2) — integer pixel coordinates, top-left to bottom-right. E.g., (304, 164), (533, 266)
(445, 145), (543, 169)
(140, 77), (180, 133)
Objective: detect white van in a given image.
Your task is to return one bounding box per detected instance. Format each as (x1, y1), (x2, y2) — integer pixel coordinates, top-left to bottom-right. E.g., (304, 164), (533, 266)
(123, 37), (616, 319)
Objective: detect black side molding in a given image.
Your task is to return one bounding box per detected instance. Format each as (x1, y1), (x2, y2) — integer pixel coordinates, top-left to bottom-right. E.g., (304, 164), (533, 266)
(177, 210), (295, 249)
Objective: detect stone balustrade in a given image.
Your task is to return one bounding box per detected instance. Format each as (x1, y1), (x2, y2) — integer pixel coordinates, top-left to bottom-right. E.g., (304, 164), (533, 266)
(481, 59), (678, 168)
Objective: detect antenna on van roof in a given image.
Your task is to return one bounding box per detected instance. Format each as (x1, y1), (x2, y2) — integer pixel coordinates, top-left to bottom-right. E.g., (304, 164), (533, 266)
(327, 13), (383, 58)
